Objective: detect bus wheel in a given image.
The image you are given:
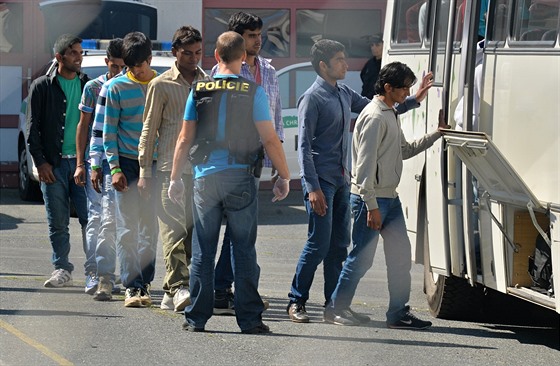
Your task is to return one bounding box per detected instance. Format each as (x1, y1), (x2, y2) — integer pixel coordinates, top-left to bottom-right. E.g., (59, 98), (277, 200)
(423, 225), (485, 321)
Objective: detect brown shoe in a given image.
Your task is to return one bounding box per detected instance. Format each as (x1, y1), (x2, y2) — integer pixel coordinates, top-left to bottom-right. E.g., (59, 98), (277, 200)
(287, 303), (310, 323)
(93, 276), (113, 301)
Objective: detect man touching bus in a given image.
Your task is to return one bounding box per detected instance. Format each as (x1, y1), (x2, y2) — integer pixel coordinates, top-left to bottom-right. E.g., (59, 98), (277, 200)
(324, 61), (449, 329)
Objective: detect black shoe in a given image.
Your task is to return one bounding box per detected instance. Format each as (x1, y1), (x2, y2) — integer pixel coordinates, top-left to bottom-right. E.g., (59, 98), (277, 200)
(287, 303), (310, 323)
(387, 311), (432, 330)
(323, 308), (361, 326)
(241, 323), (271, 334)
(182, 321), (205, 332)
(213, 289), (235, 315)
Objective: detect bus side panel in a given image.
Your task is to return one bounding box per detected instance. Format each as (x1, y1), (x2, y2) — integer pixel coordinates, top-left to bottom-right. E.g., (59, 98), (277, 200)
(481, 53), (560, 205)
(399, 56), (431, 259)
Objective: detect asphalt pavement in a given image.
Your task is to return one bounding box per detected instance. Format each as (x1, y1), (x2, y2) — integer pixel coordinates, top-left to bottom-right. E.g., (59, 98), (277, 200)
(0, 188), (558, 365)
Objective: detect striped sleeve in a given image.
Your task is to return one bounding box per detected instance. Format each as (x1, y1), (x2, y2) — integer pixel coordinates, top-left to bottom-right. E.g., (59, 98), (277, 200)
(103, 81), (121, 169)
(89, 81), (109, 167)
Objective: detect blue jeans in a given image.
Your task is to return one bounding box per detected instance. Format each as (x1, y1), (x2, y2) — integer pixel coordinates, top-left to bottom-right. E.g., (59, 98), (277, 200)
(84, 162), (100, 275)
(288, 178), (350, 305)
(114, 157), (158, 289)
(328, 195), (412, 323)
(214, 225), (234, 292)
(186, 169), (263, 331)
(214, 178), (258, 293)
(95, 160), (118, 280)
(40, 158), (88, 272)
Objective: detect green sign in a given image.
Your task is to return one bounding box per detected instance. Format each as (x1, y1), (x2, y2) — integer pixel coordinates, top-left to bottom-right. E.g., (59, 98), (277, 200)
(283, 115), (298, 128)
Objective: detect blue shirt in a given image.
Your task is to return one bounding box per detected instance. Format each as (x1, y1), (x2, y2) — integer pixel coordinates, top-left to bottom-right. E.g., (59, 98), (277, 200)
(184, 74), (271, 179)
(297, 76), (370, 192)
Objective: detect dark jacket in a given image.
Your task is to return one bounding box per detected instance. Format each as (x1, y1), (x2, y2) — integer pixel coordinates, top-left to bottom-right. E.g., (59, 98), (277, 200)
(27, 67), (89, 168)
(360, 57), (381, 99)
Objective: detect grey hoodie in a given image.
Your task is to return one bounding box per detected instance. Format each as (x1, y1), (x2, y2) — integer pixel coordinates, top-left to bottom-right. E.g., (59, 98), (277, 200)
(351, 96), (441, 210)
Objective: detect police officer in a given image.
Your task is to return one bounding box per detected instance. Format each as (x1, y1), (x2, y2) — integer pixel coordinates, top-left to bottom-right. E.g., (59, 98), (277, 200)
(168, 31), (290, 334)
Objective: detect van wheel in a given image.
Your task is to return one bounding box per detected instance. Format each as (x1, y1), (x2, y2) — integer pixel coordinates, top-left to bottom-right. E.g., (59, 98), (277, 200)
(18, 145), (42, 202)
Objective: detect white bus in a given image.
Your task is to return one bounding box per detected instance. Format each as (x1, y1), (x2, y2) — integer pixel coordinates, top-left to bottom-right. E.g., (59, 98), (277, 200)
(382, 0), (559, 319)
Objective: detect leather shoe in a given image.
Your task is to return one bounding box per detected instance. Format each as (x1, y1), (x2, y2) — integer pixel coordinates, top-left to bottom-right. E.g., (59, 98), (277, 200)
(287, 303), (310, 323)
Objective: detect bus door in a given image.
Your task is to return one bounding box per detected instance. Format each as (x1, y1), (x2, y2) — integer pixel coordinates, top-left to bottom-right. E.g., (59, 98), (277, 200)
(427, 0), (500, 286)
(424, 0), (481, 282)
(422, 0), (457, 279)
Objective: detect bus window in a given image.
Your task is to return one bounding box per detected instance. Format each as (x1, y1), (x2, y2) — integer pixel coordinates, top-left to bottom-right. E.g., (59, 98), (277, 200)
(454, 0), (467, 43)
(392, 0), (427, 45)
(512, 0), (559, 44)
(488, 0), (509, 42)
(432, 0), (452, 84)
(203, 8), (290, 59)
(295, 9), (381, 57)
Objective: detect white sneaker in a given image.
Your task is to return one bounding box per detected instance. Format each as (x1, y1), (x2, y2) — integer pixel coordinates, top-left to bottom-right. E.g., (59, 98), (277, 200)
(160, 292), (174, 310)
(173, 286), (191, 313)
(44, 269), (73, 288)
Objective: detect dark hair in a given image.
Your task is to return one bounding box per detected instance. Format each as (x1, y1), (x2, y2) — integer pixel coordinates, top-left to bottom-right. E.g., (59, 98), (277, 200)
(310, 39), (345, 74)
(228, 11), (263, 35)
(53, 33), (82, 55)
(122, 32), (152, 67)
(374, 61), (417, 95)
(106, 38), (124, 59)
(216, 31), (245, 63)
(172, 26), (202, 49)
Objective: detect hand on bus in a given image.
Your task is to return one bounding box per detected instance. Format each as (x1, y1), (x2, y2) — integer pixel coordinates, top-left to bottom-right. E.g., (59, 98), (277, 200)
(415, 71), (434, 103)
(309, 189), (328, 216)
(367, 208), (382, 230)
(437, 108), (451, 132)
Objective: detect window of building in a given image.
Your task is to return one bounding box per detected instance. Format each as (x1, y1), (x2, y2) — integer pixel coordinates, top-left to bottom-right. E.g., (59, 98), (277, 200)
(295, 9), (381, 57)
(0, 2), (23, 53)
(203, 8), (290, 59)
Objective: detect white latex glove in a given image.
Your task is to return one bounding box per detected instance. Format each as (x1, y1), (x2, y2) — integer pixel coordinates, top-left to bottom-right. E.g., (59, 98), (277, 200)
(272, 177), (290, 202)
(168, 179), (185, 204)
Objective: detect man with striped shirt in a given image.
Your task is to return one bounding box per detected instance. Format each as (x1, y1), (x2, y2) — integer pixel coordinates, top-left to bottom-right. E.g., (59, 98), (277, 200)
(74, 38), (125, 299)
(138, 26), (209, 313)
(103, 32), (159, 308)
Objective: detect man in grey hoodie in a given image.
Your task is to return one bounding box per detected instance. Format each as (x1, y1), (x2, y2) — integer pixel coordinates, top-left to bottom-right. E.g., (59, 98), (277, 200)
(324, 61), (448, 330)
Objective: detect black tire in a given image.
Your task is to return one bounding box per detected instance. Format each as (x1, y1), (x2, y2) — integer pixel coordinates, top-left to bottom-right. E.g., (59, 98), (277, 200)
(18, 145), (43, 202)
(423, 219), (485, 321)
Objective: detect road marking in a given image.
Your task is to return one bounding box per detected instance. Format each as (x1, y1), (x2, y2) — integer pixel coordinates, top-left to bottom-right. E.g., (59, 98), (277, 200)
(0, 319), (73, 366)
